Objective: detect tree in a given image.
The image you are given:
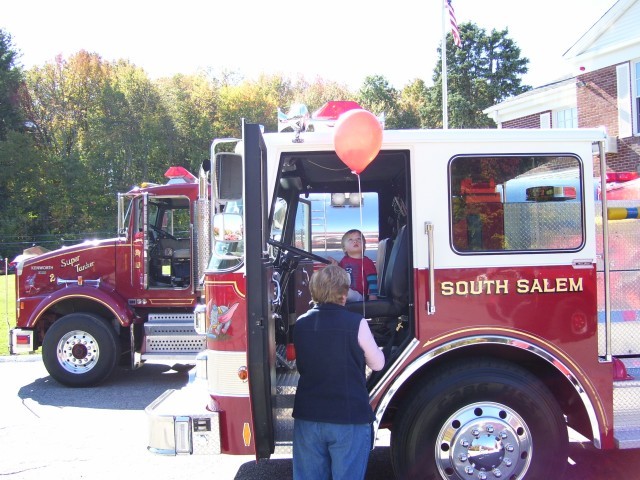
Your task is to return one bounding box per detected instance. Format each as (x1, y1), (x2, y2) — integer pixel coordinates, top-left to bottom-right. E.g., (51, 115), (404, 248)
(0, 29), (46, 259)
(97, 60), (175, 189)
(156, 74), (219, 172)
(19, 52), (178, 235)
(395, 79), (428, 129)
(0, 29), (23, 139)
(215, 74), (294, 136)
(289, 76), (354, 113)
(425, 23), (531, 128)
(20, 52), (109, 234)
(357, 75), (400, 128)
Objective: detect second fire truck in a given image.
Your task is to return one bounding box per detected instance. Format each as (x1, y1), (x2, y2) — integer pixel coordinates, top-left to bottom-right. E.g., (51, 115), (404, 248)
(8, 159), (227, 387)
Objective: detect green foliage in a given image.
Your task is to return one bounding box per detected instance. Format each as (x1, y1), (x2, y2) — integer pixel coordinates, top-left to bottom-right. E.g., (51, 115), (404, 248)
(396, 79), (429, 129)
(358, 75), (402, 128)
(156, 74), (219, 171)
(425, 23), (531, 128)
(215, 74), (292, 137)
(0, 29), (23, 140)
(289, 77), (354, 114)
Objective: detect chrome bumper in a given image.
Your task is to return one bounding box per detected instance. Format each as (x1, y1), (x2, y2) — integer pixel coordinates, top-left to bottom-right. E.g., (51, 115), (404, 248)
(145, 387), (221, 455)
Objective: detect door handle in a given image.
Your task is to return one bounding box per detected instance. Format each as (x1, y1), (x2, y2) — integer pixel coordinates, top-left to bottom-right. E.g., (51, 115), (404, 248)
(425, 222), (435, 315)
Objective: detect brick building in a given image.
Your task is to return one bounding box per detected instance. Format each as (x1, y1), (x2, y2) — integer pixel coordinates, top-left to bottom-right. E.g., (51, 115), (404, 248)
(483, 0), (640, 173)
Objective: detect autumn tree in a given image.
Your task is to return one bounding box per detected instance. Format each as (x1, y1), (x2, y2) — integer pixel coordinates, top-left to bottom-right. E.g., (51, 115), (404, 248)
(289, 76), (354, 113)
(395, 79), (429, 129)
(156, 74), (219, 172)
(215, 74), (295, 137)
(19, 52), (180, 236)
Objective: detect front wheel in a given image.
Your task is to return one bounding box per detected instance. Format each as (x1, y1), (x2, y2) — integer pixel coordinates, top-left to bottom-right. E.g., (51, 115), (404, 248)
(391, 358), (568, 480)
(42, 313), (120, 387)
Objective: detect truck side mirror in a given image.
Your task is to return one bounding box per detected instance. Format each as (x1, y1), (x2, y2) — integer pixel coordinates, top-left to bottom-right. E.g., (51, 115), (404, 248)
(215, 153), (243, 201)
(213, 213), (243, 243)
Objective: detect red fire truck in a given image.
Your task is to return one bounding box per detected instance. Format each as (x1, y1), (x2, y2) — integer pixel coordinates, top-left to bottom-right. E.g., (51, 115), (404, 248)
(9, 162), (221, 387)
(146, 119), (640, 479)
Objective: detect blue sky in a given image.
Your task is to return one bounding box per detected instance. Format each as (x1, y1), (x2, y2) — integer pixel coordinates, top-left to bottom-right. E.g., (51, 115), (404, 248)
(2, 0), (616, 89)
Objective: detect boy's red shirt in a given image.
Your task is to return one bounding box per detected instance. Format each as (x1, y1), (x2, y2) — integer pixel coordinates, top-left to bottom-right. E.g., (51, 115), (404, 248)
(338, 255), (376, 296)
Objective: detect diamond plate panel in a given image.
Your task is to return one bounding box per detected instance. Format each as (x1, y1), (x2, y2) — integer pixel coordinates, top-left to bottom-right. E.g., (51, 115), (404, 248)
(504, 203), (582, 250)
(275, 348), (298, 452)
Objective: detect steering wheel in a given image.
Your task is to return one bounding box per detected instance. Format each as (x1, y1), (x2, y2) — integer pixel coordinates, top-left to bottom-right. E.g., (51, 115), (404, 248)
(267, 238), (331, 265)
(149, 224), (177, 241)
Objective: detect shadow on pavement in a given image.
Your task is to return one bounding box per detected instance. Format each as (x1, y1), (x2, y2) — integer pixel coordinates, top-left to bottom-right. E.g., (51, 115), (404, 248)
(566, 441), (640, 478)
(235, 458), (292, 479)
(17, 364), (191, 410)
(233, 446), (393, 480)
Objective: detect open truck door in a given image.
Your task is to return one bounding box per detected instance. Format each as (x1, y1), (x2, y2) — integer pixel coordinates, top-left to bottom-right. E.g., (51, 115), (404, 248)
(243, 121), (277, 459)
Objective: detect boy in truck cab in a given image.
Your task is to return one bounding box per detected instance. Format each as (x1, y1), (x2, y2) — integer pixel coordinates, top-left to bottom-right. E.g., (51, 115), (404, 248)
(331, 229), (378, 302)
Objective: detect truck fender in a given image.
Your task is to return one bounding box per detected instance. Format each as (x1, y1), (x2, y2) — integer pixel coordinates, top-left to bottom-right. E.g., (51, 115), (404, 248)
(24, 285), (136, 329)
(372, 335), (601, 448)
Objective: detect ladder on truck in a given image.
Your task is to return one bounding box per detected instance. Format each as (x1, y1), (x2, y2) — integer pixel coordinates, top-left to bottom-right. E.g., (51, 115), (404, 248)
(310, 194), (329, 253)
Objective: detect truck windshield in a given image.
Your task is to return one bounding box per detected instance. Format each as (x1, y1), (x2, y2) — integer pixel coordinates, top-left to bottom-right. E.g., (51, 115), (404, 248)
(308, 192), (378, 262)
(268, 193), (379, 263)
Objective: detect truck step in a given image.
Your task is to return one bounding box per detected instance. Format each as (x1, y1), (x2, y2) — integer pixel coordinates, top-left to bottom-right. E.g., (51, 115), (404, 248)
(613, 367), (640, 412)
(147, 313), (195, 323)
(274, 366), (298, 450)
(613, 421), (640, 449)
(143, 333), (206, 354)
(274, 407), (294, 452)
(613, 366), (640, 448)
(143, 313), (206, 355)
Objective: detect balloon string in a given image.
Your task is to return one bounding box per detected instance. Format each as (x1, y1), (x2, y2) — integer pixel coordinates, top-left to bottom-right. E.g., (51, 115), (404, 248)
(356, 173), (366, 319)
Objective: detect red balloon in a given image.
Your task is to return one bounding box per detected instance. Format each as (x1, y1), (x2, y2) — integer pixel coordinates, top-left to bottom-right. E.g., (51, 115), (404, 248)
(333, 109), (383, 174)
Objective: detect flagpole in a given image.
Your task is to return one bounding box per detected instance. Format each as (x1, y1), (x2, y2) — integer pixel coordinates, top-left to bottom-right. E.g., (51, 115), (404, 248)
(441, 0), (449, 130)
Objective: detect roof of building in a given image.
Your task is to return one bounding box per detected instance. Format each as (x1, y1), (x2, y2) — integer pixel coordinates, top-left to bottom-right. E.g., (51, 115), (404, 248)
(484, 0), (640, 125)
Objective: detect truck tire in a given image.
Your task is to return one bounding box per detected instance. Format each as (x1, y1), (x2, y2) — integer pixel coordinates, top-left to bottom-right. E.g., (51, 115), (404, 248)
(42, 313), (120, 387)
(391, 357), (568, 480)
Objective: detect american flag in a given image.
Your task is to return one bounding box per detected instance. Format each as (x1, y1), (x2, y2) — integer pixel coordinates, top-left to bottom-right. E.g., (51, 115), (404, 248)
(446, 0), (462, 48)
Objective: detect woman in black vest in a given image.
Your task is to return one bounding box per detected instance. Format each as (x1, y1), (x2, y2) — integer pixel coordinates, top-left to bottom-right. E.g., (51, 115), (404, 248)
(293, 265), (385, 480)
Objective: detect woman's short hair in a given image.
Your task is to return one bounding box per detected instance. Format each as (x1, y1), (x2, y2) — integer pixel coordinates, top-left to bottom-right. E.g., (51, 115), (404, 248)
(341, 229), (366, 252)
(309, 265), (350, 304)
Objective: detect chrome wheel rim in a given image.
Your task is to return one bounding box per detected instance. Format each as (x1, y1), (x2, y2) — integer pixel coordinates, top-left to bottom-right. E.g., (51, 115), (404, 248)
(56, 329), (100, 374)
(436, 402), (532, 479)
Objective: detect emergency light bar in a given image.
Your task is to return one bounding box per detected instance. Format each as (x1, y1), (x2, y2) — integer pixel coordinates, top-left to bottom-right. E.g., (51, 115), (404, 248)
(606, 172), (639, 183)
(164, 166), (197, 184)
(312, 101), (362, 120)
(277, 101), (385, 133)
(526, 185), (577, 202)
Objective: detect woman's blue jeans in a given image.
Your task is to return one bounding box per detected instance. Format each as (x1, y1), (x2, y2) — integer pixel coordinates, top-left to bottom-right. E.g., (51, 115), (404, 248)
(293, 419), (372, 480)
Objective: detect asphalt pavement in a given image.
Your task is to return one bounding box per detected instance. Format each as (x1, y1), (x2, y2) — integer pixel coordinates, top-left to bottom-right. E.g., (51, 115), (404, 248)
(0, 355), (392, 480)
(0, 355), (283, 479)
(2, 355), (640, 479)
